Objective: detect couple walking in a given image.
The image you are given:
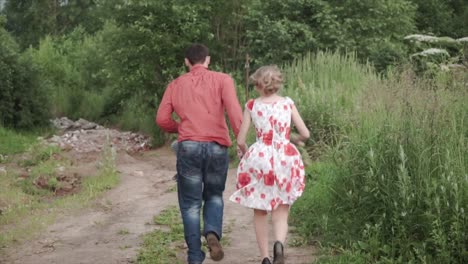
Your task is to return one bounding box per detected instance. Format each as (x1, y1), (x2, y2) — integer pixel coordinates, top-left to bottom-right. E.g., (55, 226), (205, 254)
(156, 44), (309, 264)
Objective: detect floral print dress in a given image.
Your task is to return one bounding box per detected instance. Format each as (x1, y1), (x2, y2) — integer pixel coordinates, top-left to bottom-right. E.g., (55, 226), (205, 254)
(229, 97), (306, 211)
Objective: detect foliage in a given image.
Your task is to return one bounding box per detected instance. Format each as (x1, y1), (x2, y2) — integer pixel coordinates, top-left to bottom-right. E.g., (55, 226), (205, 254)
(332, 0), (416, 70)
(3, 0), (61, 49)
(289, 53), (468, 263)
(103, 0), (213, 103)
(404, 34), (467, 75)
(411, 0), (468, 38)
(57, 0), (102, 34)
(0, 25), (50, 129)
(243, 0), (320, 66)
(245, 0), (416, 71)
(27, 27), (108, 120)
(2, 0), (101, 49)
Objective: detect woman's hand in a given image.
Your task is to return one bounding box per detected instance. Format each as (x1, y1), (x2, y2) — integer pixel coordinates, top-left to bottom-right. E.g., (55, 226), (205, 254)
(290, 133), (305, 147)
(237, 143), (248, 159)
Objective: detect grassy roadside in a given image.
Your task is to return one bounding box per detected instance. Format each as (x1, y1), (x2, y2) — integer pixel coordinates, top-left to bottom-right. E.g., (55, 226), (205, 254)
(137, 206), (184, 264)
(137, 204), (234, 264)
(0, 126), (119, 249)
(287, 53), (468, 263)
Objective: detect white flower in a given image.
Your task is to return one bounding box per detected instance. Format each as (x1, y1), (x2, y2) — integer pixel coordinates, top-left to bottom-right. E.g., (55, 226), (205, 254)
(421, 48), (450, 56)
(404, 34), (438, 43)
(411, 48), (450, 58)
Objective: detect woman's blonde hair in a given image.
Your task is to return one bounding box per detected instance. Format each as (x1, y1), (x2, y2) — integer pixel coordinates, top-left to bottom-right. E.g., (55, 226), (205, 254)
(250, 65), (283, 95)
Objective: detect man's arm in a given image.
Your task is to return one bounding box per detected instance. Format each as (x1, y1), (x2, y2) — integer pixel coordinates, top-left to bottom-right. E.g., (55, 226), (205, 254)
(221, 76), (243, 137)
(156, 82), (179, 133)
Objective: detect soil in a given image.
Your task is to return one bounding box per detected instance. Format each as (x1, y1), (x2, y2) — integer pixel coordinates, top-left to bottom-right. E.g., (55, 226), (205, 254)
(0, 123), (317, 264)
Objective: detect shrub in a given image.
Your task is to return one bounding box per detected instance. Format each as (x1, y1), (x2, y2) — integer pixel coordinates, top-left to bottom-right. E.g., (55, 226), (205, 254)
(0, 24), (50, 129)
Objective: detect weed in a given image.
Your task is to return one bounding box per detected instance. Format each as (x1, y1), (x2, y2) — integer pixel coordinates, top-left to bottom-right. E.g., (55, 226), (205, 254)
(117, 229), (130, 235)
(137, 206), (184, 264)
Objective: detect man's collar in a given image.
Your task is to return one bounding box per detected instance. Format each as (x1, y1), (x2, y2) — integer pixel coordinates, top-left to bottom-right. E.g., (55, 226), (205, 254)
(190, 64), (208, 72)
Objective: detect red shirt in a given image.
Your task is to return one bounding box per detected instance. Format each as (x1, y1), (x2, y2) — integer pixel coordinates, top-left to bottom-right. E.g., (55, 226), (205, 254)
(156, 65), (243, 147)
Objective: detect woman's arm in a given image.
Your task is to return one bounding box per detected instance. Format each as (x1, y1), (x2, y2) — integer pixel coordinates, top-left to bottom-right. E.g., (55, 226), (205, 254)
(237, 108), (251, 154)
(291, 104), (310, 144)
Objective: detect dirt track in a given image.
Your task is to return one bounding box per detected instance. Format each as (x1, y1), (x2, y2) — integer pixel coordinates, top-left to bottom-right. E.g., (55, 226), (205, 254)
(1, 147), (316, 264)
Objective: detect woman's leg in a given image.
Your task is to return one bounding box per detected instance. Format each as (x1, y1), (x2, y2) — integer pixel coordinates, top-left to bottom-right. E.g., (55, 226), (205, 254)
(271, 204), (290, 243)
(271, 205), (289, 264)
(254, 209), (269, 259)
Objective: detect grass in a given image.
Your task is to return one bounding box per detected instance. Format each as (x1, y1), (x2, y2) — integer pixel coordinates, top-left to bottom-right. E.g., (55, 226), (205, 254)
(287, 52), (468, 263)
(0, 136), (119, 249)
(0, 127), (38, 156)
(137, 206), (184, 264)
(118, 229), (131, 235)
(137, 206), (232, 264)
(283, 51), (378, 154)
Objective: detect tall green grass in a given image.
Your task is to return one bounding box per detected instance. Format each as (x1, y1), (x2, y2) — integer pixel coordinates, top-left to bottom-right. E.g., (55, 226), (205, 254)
(0, 127), (37, 155)
(287, 52), (467, 263)
(283, 51), (378, 157)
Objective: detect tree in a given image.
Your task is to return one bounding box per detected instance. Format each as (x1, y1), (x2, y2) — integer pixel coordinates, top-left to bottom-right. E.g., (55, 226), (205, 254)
(332, 0), (416, 71)
(3, 0), (61, 49)
(0, 16), (50, 128)
(3, 0), (101, 49)
(97, 0), (214, 116)
(58, 0), (102, 34)
(244, 0), (416, 71)
(411, 0), (468, 38)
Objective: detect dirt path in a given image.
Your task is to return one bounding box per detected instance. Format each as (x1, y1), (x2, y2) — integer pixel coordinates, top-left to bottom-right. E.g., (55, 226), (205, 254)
(1, 147), (316, 264)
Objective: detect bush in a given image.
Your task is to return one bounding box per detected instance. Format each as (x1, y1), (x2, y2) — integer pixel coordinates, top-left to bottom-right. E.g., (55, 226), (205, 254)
(27, 26), (110, 121)
(0, 25), (50, 129)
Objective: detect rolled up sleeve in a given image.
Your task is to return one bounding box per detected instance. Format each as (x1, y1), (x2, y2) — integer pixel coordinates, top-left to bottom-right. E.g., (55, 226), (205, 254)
(156, 83), (179, 133)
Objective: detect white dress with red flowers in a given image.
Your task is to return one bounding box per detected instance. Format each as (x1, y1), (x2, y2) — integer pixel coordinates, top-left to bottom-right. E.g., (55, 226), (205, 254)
(229, 97), (306, 211)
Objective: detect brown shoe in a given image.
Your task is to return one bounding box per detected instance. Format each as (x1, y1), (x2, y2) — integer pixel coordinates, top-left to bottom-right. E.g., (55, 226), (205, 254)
(206, 232), (224, 261)
(273, 241), (285, 264)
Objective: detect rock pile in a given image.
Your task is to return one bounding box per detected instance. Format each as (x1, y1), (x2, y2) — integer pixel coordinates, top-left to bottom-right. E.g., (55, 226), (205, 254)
(46, 117), (151, 153)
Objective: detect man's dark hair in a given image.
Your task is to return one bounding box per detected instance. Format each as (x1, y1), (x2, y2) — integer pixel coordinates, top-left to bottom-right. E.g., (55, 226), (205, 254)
(185, 44), (209, 65)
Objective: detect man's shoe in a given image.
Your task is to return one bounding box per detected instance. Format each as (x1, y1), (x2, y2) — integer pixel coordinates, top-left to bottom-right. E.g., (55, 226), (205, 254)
(262, 257), (272, 264)
(206, 232), (224, 261)
(273, 241), (285, 264)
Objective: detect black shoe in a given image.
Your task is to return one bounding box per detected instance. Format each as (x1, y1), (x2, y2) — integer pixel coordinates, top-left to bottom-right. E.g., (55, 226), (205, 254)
(206, 232), (224, 261)
(273, 241), (285, 264)
(262, 257), (272, 264)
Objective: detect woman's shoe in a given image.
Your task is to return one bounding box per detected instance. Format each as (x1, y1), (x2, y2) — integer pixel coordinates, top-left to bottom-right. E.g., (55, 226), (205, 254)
(262, 257), (272, 264)
(273, 241), (285, 264)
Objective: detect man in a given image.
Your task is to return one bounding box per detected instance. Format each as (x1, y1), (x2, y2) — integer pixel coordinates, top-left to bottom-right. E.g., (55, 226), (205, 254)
(156, 44), (243, 264)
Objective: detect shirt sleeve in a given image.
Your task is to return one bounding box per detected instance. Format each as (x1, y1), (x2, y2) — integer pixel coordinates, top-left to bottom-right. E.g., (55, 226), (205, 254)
(156, 82), (179, 133)
(221, 76), (243, 137)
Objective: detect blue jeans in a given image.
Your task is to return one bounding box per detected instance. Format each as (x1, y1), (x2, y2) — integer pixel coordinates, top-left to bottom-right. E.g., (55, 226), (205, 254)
(176, 141), (229, 264)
